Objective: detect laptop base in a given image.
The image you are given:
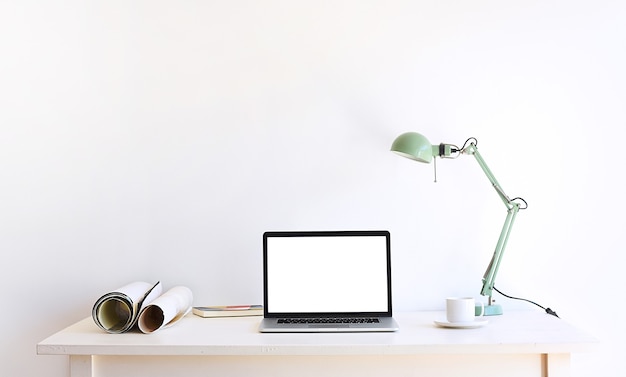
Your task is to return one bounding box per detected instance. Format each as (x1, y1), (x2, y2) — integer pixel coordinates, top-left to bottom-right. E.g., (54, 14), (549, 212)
(258, 317), (399, 333)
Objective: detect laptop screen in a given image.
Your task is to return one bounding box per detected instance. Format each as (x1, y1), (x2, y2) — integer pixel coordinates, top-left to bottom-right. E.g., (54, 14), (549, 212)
(263, 231), (392, 317)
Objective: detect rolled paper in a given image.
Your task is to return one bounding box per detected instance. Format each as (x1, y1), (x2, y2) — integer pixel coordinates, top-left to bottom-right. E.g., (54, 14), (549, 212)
(137, 286), (193, 333)
(92, 281), (163, 333)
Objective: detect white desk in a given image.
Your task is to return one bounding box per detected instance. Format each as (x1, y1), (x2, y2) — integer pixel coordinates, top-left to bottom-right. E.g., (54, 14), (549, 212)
(38, 311), (596, 377)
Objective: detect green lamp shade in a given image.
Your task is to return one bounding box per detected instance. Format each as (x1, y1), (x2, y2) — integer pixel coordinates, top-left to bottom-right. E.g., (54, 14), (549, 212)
(390, 132), (433, 163)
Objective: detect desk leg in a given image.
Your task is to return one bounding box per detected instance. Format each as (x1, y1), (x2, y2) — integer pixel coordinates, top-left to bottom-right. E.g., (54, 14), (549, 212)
(542, 353), (571, 377)
(69, 355), (93, 377)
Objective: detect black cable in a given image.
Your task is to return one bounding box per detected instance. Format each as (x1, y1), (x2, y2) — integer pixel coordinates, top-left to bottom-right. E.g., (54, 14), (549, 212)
(451, 137), (478, 155)
(511, 197), (529, 210)
(461, 137), (478, 150)
(493, 287), (559, 318)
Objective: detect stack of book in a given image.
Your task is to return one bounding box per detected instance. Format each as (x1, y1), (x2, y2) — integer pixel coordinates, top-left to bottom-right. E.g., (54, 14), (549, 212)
(192, 305), (263, 318)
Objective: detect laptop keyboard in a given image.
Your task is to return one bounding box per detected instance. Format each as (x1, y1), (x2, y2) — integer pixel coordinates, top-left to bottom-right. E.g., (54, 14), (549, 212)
(277, 318), (380, 324)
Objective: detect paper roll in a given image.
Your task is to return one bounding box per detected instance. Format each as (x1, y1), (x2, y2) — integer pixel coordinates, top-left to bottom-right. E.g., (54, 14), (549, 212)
(137, 286), (193, 333)
(92, 281), (163, 334)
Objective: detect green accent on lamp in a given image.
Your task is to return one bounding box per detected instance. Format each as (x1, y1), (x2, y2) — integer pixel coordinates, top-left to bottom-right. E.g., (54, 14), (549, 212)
(391, 132), (527, 316)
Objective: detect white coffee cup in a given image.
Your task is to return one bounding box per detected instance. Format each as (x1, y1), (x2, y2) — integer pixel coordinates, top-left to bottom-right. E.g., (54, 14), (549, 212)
(446, 297), (484, 323)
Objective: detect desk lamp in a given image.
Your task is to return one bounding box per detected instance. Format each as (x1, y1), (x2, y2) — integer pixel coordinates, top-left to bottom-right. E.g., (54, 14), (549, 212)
(391, 132), (527, 316)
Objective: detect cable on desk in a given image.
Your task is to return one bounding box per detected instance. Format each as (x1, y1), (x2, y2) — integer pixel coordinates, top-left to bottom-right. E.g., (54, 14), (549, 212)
(493, 286), (559, 318)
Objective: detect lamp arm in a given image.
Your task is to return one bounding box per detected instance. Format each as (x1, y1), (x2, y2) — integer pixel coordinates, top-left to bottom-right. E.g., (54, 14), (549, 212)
(464, 143), (514, 209)
(480, 204), (520, 301)
(462, 143), (522, 305)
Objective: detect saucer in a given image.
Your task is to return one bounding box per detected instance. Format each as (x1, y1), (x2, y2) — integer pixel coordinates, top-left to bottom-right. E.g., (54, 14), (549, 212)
(434, 319), (489, 329)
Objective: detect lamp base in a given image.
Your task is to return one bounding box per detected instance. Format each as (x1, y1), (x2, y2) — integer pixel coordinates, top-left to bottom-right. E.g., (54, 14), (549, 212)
(476, 304), (503, 316)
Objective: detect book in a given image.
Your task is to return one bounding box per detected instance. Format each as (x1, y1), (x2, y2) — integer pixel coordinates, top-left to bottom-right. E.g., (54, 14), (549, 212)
(92, 281), (193, 334)
(192, 305), (264, 318)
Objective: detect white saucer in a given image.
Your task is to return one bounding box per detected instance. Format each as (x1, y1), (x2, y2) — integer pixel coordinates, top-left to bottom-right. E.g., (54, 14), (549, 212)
(434, 319), (489, 329)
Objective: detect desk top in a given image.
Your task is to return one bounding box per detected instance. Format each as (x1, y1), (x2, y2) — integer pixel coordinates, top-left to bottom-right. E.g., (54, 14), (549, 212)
(37, 311), (597, 356)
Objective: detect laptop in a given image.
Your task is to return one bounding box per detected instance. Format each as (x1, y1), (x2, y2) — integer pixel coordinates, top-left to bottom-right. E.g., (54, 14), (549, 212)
(259, 230), (399, 332)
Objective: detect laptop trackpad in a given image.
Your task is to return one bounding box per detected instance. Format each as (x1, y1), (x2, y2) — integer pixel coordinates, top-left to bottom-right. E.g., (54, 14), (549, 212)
(309, 324), (349, 328)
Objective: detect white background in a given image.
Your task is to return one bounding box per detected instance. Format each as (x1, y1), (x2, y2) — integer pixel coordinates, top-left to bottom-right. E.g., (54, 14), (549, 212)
(1, 1), (624, 376)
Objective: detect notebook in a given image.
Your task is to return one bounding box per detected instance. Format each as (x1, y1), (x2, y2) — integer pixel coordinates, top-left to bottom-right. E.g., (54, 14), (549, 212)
(258, 230), (399, 332)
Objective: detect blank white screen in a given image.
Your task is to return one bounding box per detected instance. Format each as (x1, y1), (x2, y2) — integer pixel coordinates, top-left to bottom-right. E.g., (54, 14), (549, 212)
(266, 235), (389, 313)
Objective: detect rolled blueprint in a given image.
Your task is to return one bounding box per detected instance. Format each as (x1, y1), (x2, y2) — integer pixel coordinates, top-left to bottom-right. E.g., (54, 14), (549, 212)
(137, 286), (193, 333)
(92, 281), (163, 334)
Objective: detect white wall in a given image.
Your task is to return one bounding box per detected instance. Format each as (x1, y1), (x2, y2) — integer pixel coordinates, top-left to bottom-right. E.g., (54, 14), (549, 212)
(1, 1), (624, 375)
